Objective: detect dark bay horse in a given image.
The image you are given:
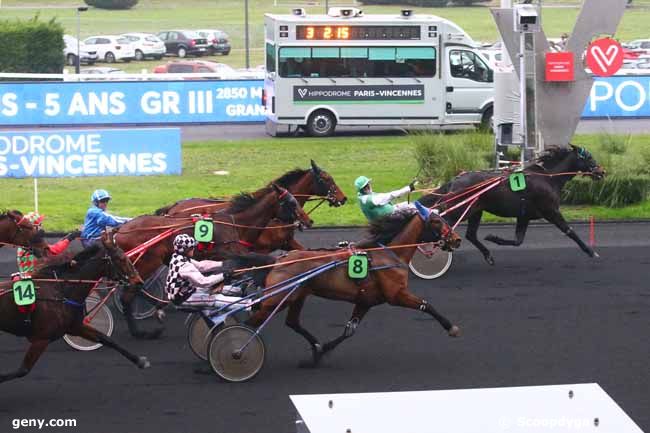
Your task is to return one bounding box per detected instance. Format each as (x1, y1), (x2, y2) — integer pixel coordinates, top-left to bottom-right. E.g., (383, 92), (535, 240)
(154, 160), (347, 252)
(0, 210), (49, 255)
(419, 145), (605, 265)
(0, 234), (148, 384)
(115, 185), (311, 338)
(245, 202), (462, 366)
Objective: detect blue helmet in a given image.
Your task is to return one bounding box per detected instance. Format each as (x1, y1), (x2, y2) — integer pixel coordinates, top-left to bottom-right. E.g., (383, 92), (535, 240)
(91, 189), (111, 203)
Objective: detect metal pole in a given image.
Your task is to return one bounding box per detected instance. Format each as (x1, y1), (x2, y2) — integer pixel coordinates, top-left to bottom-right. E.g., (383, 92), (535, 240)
(519, 31), (527, 165)
(325, 0), (329, 13)
(244, 0), (250, 69)
(33, 179), (39, 213)
(76, 8), (81, 74)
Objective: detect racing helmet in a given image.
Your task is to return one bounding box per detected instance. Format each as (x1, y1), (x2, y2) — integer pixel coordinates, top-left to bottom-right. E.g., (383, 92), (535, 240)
(173, 234), (197, 254)
(91, 189), (112, 204)
(354, 176), (371, 192)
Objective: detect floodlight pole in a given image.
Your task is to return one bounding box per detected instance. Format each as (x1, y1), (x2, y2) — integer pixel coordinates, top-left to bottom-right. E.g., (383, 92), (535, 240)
(75, 6), (88, 74)
(244, 0), (250, 69)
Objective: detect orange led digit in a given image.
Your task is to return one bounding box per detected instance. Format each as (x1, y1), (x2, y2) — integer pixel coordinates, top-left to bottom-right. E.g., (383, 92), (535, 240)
(323, 27), (332, 39)
(306, 27), (314, 39)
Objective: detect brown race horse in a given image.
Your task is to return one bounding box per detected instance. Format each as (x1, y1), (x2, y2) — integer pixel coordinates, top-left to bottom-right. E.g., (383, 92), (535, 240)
(419, 145), (605, 265)
(154, 160), (347, 252)
(0, 233), (148, 384)
(115, 185), (311, 338)
(245, 201), (462, 366)
(0, 210), (50, 256)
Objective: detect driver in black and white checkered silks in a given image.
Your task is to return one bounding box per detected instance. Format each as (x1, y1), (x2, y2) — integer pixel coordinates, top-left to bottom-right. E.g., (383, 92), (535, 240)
(165, 234), (250, 308)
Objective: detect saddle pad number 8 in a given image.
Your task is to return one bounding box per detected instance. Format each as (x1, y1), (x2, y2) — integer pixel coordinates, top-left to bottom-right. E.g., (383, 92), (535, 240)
(13, 279), (36, 306)
(348, 255), (368, 279)
(194, 219), (214, 243)
(509, 172), (527, 192)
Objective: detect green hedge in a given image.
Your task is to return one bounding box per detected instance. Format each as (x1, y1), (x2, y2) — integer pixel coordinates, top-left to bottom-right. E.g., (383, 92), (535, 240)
(0, 17), (64, 74)
(84, 0), (139, 9)
(562, 176), (650, 208)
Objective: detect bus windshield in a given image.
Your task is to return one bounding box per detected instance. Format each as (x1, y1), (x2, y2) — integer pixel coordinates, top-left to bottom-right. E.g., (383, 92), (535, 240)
(278, 46), (436, 78)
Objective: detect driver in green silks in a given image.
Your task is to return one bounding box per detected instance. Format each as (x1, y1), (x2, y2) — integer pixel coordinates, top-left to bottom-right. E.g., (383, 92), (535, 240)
(355, 176), (418, 222)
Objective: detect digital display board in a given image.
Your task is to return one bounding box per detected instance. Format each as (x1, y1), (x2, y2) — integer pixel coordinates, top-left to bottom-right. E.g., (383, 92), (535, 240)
(296, 25), (421, 40)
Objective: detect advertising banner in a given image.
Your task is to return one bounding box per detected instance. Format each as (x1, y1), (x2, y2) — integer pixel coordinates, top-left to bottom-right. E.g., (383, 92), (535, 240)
(0, 128), (181, 178)
(582, 75), (650, 118)
(292, 85), (425, 103)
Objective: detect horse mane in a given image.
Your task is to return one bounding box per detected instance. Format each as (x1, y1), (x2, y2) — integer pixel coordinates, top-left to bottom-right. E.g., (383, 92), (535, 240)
(227, 187), (273, 214)
(154, 203), (175, 216)
(366, 209), (417, 245)
(35, 243), (104, 276)
(271, 168), (309, 188)
(532, 145), (573, 167)
(0, 209), (22, 220)
(154, 198), (226, 215)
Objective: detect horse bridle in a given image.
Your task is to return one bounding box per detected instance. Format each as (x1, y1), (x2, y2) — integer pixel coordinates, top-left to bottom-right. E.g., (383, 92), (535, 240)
(311, 167), (340, 206)
(6, 215), (40, 248)
(277, 189), (307, 229)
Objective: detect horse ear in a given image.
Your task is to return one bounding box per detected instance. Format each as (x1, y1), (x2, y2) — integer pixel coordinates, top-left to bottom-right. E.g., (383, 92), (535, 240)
(310, 159), (321, 174)
(414, 201), (431, 221)
(271, 183), (282, 194)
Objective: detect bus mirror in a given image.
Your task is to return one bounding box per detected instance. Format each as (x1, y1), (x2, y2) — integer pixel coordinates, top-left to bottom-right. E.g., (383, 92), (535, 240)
(292, 8), (306, 16)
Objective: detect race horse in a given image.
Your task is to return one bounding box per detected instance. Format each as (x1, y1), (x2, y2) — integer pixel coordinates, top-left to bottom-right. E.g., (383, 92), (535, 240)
(0, 210), (50, 255)
(245, 202), (462, 366)
(0, 233), (148, 384)
(154, 160), (347, 252)
(419, 145), (605, 265)
(115, 184), (312, 339)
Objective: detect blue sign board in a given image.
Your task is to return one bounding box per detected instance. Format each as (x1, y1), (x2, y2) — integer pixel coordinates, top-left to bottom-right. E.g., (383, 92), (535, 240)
(0, 80), (265, 126)
(0, 128), (181, 178)
(582, 75), (650, 118)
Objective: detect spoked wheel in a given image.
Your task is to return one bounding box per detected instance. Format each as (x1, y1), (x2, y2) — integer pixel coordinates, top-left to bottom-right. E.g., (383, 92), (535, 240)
(409, 244), (453, 280)
(113, 266), (168, 319)
(187, 313), (237, 361)
(208, 325), (265, 382)
(64, 295), (114, 351)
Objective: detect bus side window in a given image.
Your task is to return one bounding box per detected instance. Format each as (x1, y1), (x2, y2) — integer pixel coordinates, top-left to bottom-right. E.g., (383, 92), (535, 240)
(450, 50), (491, 82)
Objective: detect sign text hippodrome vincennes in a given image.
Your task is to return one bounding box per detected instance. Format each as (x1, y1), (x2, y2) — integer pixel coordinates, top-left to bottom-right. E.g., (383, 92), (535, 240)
(293, 85), (425, 103)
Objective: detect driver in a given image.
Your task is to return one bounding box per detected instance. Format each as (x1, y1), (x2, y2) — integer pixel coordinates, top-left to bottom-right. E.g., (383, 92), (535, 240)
(165, 234), (247, 308)
(81, 189), (131, 248)
(355, 176), (418, 222)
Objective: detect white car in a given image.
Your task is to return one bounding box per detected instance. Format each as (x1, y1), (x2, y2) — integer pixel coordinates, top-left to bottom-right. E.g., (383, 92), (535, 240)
(120, 33), (166, 61)
(63, 35), (98, 66)
(83, 35), (135, 63)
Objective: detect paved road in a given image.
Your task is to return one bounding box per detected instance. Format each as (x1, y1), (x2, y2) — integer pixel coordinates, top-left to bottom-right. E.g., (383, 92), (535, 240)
(0, 223), (648, 433)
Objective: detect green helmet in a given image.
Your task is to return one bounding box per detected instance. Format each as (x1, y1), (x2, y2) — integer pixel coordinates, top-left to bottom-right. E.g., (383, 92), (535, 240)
(354, 176), (371, 192)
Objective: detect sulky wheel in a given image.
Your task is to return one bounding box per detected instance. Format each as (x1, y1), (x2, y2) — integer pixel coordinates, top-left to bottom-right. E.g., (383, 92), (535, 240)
(64, 295), (114, 351)
(187, 313), (237, 361)
(409, 245), (453, 280)
(208, 325), (265, 382)
(113, 266), (168, 319)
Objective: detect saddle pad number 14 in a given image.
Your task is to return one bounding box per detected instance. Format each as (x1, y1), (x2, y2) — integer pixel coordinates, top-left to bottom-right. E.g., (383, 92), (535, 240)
(194, 219), (214, 242)
(348, 255), (368, 279)
(13, 279), (36, 306)
(509, 172), (527, 192)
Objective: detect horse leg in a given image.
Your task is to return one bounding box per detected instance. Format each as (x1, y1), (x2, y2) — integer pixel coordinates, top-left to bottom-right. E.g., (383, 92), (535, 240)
(76, 325), (150, 369)
(465, 211), (495, 265)
(485, 216), (530, 246)
(390, 291), (460, 337)
(283, 296), (325, 366)
(320, 303), (370, 355)
(542, 208), (599, 258)
(0, 339), (49, 383)
(121, 283), (164, 340)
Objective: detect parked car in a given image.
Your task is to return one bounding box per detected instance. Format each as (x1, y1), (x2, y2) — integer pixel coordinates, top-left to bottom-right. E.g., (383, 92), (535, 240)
(63, 35), (98, 66)
(120, 33), (166, 61)
(157, 30), (209, 58)
(83, 35), (135, 63)
(153, 60), (237, 77)
(78, 67), (127, 81)
(196, 29), (231, 55)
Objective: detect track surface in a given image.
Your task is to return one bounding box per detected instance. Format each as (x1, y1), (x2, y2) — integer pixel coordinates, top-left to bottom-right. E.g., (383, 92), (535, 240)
(0, 223), (648, 433)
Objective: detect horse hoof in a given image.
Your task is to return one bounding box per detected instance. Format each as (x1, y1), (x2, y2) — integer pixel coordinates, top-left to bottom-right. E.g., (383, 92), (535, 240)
(448, 325), (461, 337)
(138, 356), (151, 369)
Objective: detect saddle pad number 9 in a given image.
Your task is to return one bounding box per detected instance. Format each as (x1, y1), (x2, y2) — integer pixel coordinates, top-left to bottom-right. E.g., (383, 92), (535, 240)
(348, 255), (368, 279)
(509, 172), (527, 192)
(194, 219), (214, 243)
(13, 279), (36, 306)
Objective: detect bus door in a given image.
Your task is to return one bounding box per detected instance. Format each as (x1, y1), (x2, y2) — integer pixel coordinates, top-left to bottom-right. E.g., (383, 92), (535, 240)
(444, 47), (494, 123)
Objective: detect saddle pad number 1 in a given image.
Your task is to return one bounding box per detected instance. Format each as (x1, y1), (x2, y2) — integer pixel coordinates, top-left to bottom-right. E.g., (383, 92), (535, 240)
(194, 219), (214, 242)
(13, 279), (36, 306)
(348, 255), (368, 279)
(509, 172), (527, 192)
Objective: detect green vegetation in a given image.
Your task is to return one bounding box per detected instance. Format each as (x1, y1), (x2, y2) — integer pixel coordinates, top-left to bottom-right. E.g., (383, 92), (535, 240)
(2, 133), (650, 232)
(0, 16), (64, 73)
(0, 0), (648, 71)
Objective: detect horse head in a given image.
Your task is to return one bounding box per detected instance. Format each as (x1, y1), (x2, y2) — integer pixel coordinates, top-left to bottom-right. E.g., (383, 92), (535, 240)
(101, 230), (144, 287)
(310, 159), (347, 207)
(271, 184), (313, 230)
(569, 144), (606, 180)
(414, 201), (462, 250)
(0, 210), (49, 256)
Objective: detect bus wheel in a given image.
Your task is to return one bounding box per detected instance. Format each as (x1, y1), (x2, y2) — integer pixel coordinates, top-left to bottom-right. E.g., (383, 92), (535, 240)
(306, 110), (336, 137)
(478, 106), (493, 133)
